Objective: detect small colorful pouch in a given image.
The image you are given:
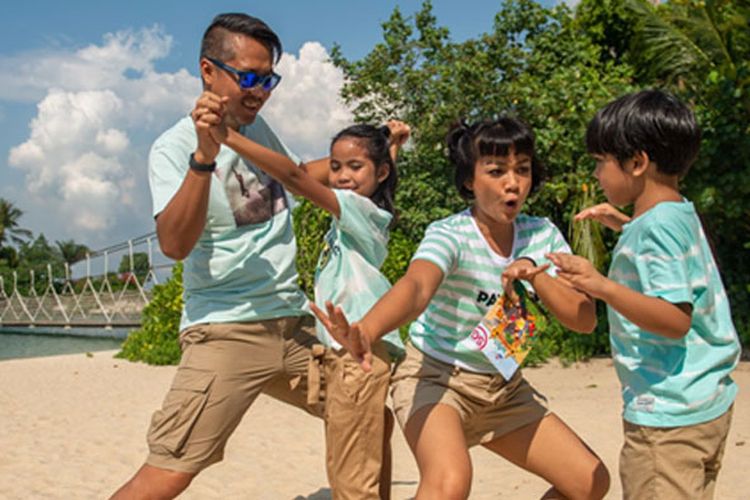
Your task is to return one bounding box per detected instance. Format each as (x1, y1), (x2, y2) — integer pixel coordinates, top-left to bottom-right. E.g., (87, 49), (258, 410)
(460, 282), (545, 380)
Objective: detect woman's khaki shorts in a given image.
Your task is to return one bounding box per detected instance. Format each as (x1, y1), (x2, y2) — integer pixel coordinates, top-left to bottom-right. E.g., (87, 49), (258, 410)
(390, 342), (548, 447)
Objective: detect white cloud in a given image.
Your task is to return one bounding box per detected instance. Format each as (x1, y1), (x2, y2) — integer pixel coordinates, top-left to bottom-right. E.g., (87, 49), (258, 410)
(5, 27), (199, 245)
(5, 32), (351, 247)
(262, 42), (353, 160)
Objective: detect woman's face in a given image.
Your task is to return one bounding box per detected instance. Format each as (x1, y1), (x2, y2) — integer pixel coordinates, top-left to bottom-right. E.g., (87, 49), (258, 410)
(329, 138), (388, 198)
(465, 148), (533, 225)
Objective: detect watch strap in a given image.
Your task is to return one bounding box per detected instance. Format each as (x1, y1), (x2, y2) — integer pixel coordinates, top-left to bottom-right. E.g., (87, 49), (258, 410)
(189, 153), (216, 172)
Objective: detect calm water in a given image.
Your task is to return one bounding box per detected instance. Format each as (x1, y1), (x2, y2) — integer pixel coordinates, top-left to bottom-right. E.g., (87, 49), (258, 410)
(0, 329), (126, 361)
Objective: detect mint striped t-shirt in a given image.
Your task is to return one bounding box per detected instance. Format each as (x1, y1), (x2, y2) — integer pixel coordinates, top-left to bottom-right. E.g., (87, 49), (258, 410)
(608, 201), (740, 427)
(409, 210), (571, 373)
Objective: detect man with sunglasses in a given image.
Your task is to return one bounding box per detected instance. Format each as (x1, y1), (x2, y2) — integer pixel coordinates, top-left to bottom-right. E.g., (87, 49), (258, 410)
(110, 13), (385, 500)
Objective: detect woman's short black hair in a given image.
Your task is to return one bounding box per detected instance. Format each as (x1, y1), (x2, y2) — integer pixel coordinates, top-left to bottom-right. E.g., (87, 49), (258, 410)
(586, 89), (701, 177)
(331, 125), (398, 220)
(200, 13), (282, 63)
(446, 116), (545, 199)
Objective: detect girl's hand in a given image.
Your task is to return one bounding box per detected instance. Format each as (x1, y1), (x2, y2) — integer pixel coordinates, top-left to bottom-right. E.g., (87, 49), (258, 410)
(310, 301), (373, 372)
(386, 120), (411, 147)
(501, 259), (550, 303)
(191, 91), (229, 152)
(574, 203), (630, 232)
(546, 253), (608, 299)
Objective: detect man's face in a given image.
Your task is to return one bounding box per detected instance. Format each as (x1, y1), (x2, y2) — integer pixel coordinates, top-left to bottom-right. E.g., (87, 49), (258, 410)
(201, 34), (275, 128)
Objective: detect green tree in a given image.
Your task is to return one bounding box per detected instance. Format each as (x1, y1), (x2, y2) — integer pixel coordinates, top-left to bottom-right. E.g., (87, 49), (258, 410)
(118, 252), (151, 281)
(324, 0), (635, 360)
(55, 239), (90, 266)
(117, 263), (183, 365)
(625, 0), (750, 345)
(0, 198), (32, 249)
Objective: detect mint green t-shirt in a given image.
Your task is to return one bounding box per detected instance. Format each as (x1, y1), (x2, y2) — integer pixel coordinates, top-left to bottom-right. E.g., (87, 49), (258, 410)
(409, 210), (571, 373)
(608, 201), (740, 427)
(313, 190), (404, 354)
(149, 115), (308, 330)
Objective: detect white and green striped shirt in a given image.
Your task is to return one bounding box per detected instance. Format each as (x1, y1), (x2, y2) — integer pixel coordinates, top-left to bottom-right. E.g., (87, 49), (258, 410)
(608, 201), (740, 427)
(409, 210), (570, 372)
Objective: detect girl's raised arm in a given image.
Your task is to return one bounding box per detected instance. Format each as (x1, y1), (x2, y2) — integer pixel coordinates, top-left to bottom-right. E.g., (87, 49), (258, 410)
(223, 127), (342, 217)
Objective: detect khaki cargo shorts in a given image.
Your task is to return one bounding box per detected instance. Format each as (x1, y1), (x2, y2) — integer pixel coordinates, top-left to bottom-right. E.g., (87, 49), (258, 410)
(620, 405), (734, 500)
(390, 342), (548, 447)
(146, 316), (324, 474)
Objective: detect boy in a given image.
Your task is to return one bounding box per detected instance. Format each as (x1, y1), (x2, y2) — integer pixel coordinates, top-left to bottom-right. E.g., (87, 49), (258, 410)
(548, 89), (741, 499)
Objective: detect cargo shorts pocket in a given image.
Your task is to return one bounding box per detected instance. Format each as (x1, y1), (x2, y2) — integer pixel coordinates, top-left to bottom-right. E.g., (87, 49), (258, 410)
(147, 367), (215, 457)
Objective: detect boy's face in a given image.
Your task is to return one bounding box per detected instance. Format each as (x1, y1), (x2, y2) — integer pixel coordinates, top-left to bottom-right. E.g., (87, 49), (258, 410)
(592, 153), (641, 206)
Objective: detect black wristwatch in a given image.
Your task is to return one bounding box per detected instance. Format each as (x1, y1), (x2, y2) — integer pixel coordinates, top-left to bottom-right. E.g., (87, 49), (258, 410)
(189, 153), (216, 172)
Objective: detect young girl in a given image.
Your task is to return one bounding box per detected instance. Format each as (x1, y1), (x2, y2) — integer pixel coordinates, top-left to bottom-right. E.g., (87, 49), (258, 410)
(313, 117), (611, 499)
(204, 108), (409, 499)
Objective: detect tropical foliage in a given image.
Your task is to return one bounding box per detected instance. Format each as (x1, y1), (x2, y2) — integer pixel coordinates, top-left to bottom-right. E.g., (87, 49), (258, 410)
(115, 0), (750, 363)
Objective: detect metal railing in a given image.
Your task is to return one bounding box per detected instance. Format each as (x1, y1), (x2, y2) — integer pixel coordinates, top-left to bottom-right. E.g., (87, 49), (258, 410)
(0, 233), (168, 328)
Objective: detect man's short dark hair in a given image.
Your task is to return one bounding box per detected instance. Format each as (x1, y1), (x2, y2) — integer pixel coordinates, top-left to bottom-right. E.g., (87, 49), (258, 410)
(586, 89), (701, 177)
(200, 13), (282, 63)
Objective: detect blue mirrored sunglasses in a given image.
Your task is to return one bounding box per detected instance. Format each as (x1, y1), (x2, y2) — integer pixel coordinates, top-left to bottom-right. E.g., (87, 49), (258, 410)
(206, 57), (281, 91)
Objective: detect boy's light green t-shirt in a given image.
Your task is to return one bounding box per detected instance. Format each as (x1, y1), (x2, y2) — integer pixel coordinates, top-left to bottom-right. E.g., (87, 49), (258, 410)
(149, 115), (308, 330)
(608, 201), (740, 427)
(314, 189), (404, 354)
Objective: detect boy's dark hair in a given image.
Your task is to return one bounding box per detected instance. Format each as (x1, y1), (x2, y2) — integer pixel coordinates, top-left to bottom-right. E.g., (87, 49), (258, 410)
(331, 125), (398, 220)
(586, 89), (701, 177)
(200, 13), (282, 63)
(446, 116), (545, 200)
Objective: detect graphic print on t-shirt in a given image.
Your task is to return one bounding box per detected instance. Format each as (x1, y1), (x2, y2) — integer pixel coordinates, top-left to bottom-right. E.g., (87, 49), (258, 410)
(221, 154), (287, 226)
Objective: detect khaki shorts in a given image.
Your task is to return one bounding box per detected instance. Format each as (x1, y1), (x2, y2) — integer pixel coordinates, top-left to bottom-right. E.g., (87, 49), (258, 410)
(620, 405), (734, 500)
(321, 342), (392, 499)
(390, 342), (548, 447)
(145, 316), (390, 499)
(146, 317), (323, 473)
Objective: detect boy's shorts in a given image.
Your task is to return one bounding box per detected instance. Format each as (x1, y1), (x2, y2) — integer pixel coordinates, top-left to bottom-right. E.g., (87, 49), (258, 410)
(620, 405), (734, 500)
(390, 342), (548, 446)
(146, 316), (323, 474)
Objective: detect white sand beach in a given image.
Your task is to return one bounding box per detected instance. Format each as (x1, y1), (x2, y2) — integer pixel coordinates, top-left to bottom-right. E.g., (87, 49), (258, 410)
(0, 350), (747, 499)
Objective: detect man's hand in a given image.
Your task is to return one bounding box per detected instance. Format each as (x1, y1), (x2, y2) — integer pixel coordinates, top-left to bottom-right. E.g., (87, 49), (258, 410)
(191, 91), (228, 163)
(501, 259), (549, 303)
(574, 203), (631, 232)
(546, 253), (608, 299)
(310, 301), (373, 372)
(386, 120), (410, 162)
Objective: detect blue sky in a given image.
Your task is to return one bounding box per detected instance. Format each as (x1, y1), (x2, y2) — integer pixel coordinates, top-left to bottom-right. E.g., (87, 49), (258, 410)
(0, 0), (567, 251)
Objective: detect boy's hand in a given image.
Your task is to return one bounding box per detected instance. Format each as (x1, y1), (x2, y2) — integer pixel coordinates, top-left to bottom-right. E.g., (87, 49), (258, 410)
(546, 253), (608, 299)
(501, 258), (550, 303)
(575, 203), (630, 232)
(310, 301), (373, 372)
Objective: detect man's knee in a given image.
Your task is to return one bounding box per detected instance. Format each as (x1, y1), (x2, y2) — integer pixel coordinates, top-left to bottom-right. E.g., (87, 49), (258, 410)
(110, 464), (195, 500)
